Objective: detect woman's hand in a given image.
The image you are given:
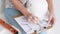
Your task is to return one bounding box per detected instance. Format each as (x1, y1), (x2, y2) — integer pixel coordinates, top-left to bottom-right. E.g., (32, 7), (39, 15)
(50, 16), (55, 26)
(47, 0), (55, 26)
(25, 13), (39, 24)
(48, 14), (55, 26)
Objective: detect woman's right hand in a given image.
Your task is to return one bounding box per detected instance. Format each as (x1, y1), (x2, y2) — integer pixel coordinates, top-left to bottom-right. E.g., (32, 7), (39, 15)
(24, 13), (39, 24)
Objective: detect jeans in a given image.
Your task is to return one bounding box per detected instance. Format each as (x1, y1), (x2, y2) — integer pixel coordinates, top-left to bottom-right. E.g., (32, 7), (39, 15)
(3, 8), (47, 34)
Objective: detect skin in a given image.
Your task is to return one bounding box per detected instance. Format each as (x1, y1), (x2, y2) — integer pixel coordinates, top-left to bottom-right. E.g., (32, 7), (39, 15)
(10, 0), (55, 25)
(46, 0), (55, 26)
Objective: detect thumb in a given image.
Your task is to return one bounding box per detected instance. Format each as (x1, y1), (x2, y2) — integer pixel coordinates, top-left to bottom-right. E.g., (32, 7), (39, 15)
(50, 17), (54, 26)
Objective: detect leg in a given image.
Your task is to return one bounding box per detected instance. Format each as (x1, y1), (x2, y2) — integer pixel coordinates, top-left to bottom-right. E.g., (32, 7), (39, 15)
(3, 8), (26, 34)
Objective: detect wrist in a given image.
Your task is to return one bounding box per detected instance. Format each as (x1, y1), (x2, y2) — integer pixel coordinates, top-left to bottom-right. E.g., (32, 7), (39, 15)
(23, 12), (32, 17)
(49, 10), (55, 17)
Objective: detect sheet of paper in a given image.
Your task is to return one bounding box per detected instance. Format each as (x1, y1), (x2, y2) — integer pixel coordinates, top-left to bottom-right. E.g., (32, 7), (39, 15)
(14, 16), (49, 34)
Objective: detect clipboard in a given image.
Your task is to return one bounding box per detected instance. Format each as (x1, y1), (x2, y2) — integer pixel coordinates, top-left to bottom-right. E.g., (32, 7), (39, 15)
(13, 14), (52, 34)
(0, 19), (18, 34)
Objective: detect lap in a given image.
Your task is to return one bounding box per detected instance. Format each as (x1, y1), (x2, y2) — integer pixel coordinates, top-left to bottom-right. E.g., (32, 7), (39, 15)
(3, 8), (47, 34)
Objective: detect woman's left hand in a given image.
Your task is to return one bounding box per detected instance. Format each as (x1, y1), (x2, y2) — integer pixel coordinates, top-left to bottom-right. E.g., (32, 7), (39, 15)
(48, 14), (55, 26)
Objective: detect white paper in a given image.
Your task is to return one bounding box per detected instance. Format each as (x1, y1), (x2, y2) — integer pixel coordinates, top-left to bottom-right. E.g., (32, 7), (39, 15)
(14, 16), (49, 34)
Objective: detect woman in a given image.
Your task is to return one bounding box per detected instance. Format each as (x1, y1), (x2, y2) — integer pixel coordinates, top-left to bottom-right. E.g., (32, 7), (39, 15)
(4, 0), (55, 34)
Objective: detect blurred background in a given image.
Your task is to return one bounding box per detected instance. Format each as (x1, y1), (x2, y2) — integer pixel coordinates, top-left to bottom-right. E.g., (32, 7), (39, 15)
(0, 0), (60, 34)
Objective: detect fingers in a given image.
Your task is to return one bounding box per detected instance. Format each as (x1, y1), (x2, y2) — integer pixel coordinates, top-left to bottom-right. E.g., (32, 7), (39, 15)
(28, 15), (39, 24)
(32, 17), (38, 24)
(28, 16), (32, 22)
(48, 15), (53, 23)
(48, 15), (55, 27)
(50, 17), (55, 25)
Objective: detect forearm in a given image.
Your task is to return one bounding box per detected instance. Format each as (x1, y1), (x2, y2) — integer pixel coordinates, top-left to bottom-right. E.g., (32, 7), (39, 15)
(47, 0), (54, 16)
(10, 0), (30, 16)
